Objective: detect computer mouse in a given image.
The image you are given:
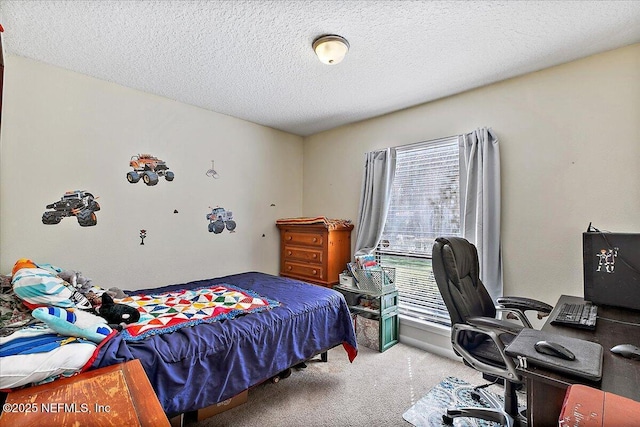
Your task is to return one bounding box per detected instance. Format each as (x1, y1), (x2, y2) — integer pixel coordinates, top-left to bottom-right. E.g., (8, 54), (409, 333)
(610, 344), (640, 360)
(534, 340), (576, 361)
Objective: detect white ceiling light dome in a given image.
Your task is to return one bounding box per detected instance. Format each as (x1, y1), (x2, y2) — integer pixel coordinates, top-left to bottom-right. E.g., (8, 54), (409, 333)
(313, 35), (350, 65)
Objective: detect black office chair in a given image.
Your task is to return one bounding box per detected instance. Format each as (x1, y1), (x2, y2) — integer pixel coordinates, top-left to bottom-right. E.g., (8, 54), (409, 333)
(432, 237), (553, 427)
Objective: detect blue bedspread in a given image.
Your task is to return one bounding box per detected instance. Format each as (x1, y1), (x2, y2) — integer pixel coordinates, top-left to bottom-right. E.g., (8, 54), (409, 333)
(91, 272), (357, 415)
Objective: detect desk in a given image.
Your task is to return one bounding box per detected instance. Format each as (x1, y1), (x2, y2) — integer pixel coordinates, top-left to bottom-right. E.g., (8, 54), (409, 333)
(520, 295), (640, 426)
(0, 359), (170, 427)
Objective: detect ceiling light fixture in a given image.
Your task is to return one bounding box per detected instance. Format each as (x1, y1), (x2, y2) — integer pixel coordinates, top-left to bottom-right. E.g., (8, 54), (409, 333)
(312, 35), (349, 65)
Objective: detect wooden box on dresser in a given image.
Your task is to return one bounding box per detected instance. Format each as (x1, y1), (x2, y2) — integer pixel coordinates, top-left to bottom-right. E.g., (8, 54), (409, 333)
(276, 222), (354, 287)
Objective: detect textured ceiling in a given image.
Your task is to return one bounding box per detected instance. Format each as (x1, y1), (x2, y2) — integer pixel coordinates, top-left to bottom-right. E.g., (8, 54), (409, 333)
(1, 1), (640, 136)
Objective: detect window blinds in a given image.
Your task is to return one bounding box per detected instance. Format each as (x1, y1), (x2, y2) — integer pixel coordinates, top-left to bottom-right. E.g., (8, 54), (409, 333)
(377, 136), (460, 327)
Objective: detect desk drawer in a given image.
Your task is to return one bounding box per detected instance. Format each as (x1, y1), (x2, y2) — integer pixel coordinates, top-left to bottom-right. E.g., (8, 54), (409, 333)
(283, 245), (323, 264)
(283, 261), (325, 281)
(283, 231), (324, 247)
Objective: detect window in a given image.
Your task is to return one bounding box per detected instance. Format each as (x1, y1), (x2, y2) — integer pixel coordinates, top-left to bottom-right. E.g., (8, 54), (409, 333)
(377, 136), (460, 327)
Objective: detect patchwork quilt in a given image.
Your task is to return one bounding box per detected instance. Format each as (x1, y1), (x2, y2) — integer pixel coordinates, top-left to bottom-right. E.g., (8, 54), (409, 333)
(118, 284), (280, 340)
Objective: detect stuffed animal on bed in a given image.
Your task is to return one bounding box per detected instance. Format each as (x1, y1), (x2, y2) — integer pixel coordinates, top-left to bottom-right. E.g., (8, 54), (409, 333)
(95, 293), (140, 326)
(58, 270), (127, 299)
(31, 306), (113, 343)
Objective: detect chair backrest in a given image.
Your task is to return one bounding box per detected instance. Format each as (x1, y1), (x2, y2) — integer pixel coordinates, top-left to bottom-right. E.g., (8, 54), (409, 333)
(432, 236), (496, 326)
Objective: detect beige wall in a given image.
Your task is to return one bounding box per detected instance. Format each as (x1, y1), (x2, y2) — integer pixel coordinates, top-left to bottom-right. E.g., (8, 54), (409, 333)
(303, 44), (640, 308)
(0, 56), (304, 289)
(2, 44), (639, 308)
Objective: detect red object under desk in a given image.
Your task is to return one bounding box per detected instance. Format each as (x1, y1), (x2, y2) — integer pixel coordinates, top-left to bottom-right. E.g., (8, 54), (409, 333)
(559, 384), (640, 427)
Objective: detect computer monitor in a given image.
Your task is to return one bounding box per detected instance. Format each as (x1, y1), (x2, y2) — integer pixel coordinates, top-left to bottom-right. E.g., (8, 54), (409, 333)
(583, 231), (640, 311)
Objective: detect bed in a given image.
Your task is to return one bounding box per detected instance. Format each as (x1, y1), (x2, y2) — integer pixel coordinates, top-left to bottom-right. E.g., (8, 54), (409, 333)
(1, 265), (357, 417)
(88, 271), (357, 416)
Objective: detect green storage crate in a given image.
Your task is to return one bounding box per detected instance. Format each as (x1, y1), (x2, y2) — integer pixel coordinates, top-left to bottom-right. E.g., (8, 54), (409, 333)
(334, 285), (399, 352)
(379, 312), (399, 352)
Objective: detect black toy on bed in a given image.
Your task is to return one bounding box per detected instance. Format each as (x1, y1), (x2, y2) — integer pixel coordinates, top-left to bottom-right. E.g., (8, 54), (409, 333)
(97, 293), (140, 325)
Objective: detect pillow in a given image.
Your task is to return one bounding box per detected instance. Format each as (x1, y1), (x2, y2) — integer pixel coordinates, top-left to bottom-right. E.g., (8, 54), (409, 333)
(11, 259), (92, 310)
(12, 267), (76, 308)
(32, 307), (112, 344)
(0, 342), (97, 389)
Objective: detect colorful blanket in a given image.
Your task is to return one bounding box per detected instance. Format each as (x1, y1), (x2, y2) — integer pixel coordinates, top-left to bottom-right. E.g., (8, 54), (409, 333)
(118, 284), (280, 340)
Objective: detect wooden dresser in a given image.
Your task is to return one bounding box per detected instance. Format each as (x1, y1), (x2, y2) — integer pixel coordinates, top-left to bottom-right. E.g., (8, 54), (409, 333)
(276, 221), (354, 287)
(0, 359), (170, 427)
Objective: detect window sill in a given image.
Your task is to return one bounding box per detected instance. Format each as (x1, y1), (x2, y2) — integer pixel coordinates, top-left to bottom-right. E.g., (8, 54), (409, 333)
(399, 314), (451, 336)
(399, 314), (460, 361)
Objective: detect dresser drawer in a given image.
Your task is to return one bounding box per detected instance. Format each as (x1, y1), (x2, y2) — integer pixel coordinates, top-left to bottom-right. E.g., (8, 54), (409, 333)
(283, 261), (325, 281)
(277, 221), (353, 287)
(283, 231), (324, 247)
(283, 245), (323, 264)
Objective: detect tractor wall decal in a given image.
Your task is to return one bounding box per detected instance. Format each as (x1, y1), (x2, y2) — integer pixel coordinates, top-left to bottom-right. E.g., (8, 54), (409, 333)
(207, 207), (236, 234)
(126, 154), (174, 186)
(42, 190), (100, 227)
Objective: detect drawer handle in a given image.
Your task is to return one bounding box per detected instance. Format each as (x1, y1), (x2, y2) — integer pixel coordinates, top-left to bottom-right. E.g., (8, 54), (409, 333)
(287, 266), (292, 271)
(312, 269), (317, 275)
(287, 251), (292, 256)
(287, 236), (292, 241)
(313, 237), (318, 242)
(312, 254), (317, 259)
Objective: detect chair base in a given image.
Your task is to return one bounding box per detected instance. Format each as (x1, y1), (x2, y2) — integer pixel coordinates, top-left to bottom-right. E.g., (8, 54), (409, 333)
(441, 380), (527, 427)
(443, 407), (514, 427)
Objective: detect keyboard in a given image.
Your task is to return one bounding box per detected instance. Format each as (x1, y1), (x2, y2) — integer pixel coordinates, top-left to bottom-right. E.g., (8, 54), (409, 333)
(550, 302), (598, 330)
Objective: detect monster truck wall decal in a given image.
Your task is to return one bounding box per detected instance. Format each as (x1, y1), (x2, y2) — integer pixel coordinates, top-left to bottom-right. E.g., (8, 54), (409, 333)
(206, 207), (236, 234)
(126, 154), (174, 186)
(42, 190), (101, 227)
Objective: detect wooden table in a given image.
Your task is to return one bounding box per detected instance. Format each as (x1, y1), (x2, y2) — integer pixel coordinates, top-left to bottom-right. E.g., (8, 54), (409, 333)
(520, 295), (640, 426)
(0, 359), (170, 427)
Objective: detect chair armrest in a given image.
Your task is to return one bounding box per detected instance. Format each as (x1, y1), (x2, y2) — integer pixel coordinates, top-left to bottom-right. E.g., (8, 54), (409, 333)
(496, 296), (553, 314)
(467, 316), (523, 335)
(451, 322), (521, 382)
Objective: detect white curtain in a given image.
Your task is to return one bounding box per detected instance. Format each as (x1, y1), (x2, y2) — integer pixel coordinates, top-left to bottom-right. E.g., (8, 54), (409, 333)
(459, 128), (502, 302)
(354, 148), (397, 256)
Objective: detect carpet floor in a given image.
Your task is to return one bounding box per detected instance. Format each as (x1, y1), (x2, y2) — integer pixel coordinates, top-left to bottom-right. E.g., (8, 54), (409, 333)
(192, 343), (502, 427)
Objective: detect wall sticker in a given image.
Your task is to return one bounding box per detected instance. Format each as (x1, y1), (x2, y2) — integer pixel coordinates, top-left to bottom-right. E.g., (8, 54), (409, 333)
(42, 190), (101, 227)
(126, 154), (175, 186)
(206, 160), (220, 179)
(206, 206), (236, 234)
(596, 247), (618, 273)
